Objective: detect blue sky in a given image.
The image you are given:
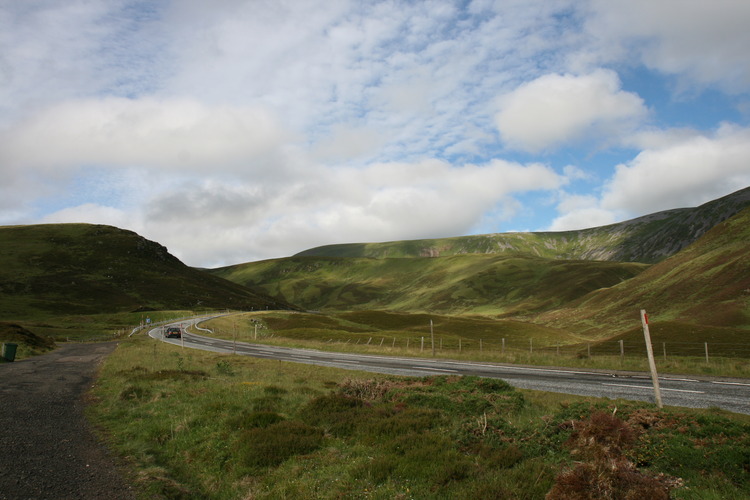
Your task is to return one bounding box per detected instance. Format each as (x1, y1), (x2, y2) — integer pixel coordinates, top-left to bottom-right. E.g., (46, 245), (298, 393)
(1, 0), (749, 267)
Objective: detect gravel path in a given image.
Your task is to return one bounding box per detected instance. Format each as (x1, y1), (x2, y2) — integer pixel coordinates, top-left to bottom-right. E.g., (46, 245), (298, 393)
(0, 343), (136, 500)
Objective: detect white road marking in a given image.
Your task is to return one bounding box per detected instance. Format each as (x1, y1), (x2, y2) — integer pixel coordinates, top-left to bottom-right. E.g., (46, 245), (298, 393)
(412, 366), (459, 373)
(602, 383), (703, 394)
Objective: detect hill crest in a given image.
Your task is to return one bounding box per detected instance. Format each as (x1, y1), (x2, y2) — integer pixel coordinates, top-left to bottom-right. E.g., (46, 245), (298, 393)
(0, 223), (295, 318)
(294, 186), (750, 263)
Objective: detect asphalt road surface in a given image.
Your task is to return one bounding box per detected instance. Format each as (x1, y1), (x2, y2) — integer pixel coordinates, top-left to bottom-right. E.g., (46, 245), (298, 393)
(0, 343), (135, 500)
(149, 320), (750, 415)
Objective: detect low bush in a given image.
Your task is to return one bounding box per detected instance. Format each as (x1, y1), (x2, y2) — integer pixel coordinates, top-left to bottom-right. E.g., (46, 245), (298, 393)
(226, 410), (285, 431)
(299, 392), (367, 436)
(547, 411), (681, 500)
(233, 420), (324, 469)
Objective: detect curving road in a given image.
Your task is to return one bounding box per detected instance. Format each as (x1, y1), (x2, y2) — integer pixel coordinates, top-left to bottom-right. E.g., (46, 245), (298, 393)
(148, 319), (750, 415)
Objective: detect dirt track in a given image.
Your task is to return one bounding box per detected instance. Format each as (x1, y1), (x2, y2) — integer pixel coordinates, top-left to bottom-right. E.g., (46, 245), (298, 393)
(0, 342), (135, 500)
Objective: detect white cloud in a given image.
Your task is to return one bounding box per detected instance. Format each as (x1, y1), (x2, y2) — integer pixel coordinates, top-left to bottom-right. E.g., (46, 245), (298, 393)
(79, 158), (565, 266)
(585, 0), (750, 91)
(2, 1), (749, 268)
(495, 69), (647, 152)
(549, 124), (750, 231)
(547, 194), (618, 231)
(42, 203), (133, 230)
(0, 97), (287, 175)
(602, 124), (750, 214)
(311, 124), (385, 163)
(549, 207), (618, 232)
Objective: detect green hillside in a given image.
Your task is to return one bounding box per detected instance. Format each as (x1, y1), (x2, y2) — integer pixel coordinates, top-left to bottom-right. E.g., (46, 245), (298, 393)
(211, 193), (750, 342)
(534, 206), (750, 337)
(0, 223), (295, 320)
(210, 253), (647, 315)
(296, 186), (750, 263)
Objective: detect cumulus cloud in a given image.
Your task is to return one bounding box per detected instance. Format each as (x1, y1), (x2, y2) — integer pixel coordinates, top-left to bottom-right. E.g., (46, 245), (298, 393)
(585, 0), (750, 91)
(495, 70), (647, 152)
(2, 1), (749, 267)
(0, 97), (286, 175)
(602, 124), (750, 214)
(550, 124), (750, 230)
(547, 194), (619, 231)
(42, 203), (132, 229)
(63, 158), (563, 266)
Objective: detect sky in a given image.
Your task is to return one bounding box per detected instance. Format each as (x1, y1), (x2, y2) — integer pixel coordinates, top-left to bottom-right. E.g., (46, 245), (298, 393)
(2, 0), (750, 268)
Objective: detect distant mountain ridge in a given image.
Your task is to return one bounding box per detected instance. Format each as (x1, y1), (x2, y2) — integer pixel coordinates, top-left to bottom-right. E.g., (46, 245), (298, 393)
(295, 186), (750, 264)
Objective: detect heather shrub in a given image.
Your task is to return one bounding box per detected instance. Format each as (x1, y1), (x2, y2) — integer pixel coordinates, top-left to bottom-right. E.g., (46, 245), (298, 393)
(547, 411), (680, 500)
(234, 420), (324, 469)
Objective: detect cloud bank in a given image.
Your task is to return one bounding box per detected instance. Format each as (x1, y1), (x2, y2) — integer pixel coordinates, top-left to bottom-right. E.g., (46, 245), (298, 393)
(1, 0), (749, 266)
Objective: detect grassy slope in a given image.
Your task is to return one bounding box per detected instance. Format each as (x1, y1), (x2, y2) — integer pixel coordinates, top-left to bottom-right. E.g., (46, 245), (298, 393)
(212, 206), (750, 344)
(90, 336), (750, 499)
(296, 185), (750, 263)
(534, 207), (750, 337)
(210, 254), (647, 316)
(0, 322), (55, 359)
(0, 223), (295, 320)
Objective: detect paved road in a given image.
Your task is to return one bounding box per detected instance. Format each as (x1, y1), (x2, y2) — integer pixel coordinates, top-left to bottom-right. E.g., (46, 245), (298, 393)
(0, 343), (135, 500)
(149, 321), (750, 415)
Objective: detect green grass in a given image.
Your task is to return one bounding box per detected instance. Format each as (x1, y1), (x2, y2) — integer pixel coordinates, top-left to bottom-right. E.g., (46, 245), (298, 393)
(0, 322), (55, 360)
(89, 334), (750, 499)
(0, 223), (291, 320)
(209, 253), (648, 317)
(536, 207), (750, 337)
(208, 208), (750, 342)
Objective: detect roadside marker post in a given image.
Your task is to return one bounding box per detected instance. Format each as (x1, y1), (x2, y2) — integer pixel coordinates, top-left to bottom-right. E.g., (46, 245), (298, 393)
(641, 310), (663, 408)
(430, 320), (435, 357)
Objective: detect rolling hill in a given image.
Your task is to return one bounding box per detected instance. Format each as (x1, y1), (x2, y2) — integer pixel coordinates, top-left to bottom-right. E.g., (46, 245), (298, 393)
(532, 206), (750, 337)
(211, 188), (750, 339)
(210, 254), (647, 316)
(2, 187), (747, 344)
(296, 186), (750, 263)
(0, 223), (295, 319)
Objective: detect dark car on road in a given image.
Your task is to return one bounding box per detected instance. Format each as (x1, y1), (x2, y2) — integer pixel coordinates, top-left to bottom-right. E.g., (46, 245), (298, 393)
(165, 327), (182, 338)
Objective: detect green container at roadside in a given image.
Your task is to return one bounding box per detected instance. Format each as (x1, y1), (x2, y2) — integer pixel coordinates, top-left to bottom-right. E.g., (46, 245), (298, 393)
(2, 343), (18, 362)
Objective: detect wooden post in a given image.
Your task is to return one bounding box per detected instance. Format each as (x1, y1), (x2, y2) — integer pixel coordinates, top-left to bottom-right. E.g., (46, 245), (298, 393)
(459, 339), (462, 352)
(480, 339), (483, 352)
(421, 336), (424, 353)
(502, 338), (505, 354)
(705, 342), (709, 364)
(641, 310), (663, 408)
(392, 338), (396, 348)
(662, 342), (666, 361)
(380, 337), (384, 346)
(430, 320), (435, 357)
(619, 339), (624, 361)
